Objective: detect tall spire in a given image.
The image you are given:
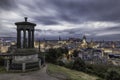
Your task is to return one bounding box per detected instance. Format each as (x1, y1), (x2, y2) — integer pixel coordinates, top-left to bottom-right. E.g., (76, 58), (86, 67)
(83, 35), (86, 40)
(91, 38), (93, 42)
(59, 36), (61, 41)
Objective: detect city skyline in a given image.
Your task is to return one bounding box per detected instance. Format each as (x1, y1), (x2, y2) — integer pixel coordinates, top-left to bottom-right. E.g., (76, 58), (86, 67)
(0, 0), (120, 40)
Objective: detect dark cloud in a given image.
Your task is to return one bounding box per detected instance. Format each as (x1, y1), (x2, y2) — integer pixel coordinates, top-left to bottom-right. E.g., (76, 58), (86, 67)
(47, 0), (120, 22)
(16, 0), (120, 24)
(34, 16), (59, 25)
(0, 0), (120, 40)
(0, 0), (17, 10)
(94, 34), (120, 41)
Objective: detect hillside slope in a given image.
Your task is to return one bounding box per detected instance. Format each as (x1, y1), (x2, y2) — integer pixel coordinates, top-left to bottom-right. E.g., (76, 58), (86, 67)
(47, 64), (100, 80)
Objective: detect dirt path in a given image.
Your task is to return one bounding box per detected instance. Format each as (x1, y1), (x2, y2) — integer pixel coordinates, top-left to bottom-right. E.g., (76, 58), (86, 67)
(0, 65), (59, 80)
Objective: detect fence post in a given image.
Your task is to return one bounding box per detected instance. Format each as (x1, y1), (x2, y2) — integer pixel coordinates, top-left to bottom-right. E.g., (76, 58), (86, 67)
(6, 59), (10, 72)
(39, 60), (41, 69)
(22, 63), (26, 72)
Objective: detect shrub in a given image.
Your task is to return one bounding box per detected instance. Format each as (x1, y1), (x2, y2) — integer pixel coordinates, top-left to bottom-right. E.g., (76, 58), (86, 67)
(86, 64), (109, 78)
(105, 69), (120, 80)
(0, 57), (4, 66)
(57, 60), (65, 66)
(65, 61), (74, 69)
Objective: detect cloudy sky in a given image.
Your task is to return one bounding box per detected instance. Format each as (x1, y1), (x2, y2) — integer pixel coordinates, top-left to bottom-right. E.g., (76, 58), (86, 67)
(0, 0), (120, 40)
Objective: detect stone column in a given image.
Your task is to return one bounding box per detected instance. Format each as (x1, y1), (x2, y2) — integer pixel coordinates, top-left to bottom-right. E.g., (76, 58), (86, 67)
(17, 29), (19, 48)
(19, 30), (21, 48)
(23, 29), (26, 48)
(17, 29), (21, 48)
(28, 30), (31, 48)
(32, 30), (34, 48)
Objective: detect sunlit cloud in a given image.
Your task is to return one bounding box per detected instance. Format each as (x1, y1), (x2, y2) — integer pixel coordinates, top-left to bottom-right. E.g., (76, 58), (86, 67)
(95, 31), (120, 36)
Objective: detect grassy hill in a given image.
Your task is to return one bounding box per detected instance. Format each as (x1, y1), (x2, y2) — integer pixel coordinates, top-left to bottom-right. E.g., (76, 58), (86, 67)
(47, 63), (101, 80)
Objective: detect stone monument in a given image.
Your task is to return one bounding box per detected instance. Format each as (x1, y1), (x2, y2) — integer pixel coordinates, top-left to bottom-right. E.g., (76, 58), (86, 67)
(8, 17), (41, 72)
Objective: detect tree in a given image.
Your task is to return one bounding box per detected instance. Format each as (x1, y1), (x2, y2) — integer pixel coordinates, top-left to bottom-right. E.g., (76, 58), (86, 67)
(46, 48), (68, 64)
(73, 50), (79, 57)
(46, 48), (57, 63)
(72, 58), (86, 71)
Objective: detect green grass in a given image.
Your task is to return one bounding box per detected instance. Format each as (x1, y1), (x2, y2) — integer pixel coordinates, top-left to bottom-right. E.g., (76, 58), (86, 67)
(47, 63), (101, 80)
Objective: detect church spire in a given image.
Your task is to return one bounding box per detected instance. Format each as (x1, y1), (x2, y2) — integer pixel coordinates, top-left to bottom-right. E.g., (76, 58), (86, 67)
(83, 35), (86, 40)
(59, 36), (61, 41)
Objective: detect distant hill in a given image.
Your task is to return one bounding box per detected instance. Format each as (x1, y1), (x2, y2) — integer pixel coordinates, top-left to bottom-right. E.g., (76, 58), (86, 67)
(0, 37), (16, 41)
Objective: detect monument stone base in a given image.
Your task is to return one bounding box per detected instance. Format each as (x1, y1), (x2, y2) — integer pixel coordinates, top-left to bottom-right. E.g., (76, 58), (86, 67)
(8, 49), (41, 72)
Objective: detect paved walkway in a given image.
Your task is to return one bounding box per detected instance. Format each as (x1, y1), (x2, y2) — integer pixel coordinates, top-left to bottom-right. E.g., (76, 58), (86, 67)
(0, 65), (59, 80)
